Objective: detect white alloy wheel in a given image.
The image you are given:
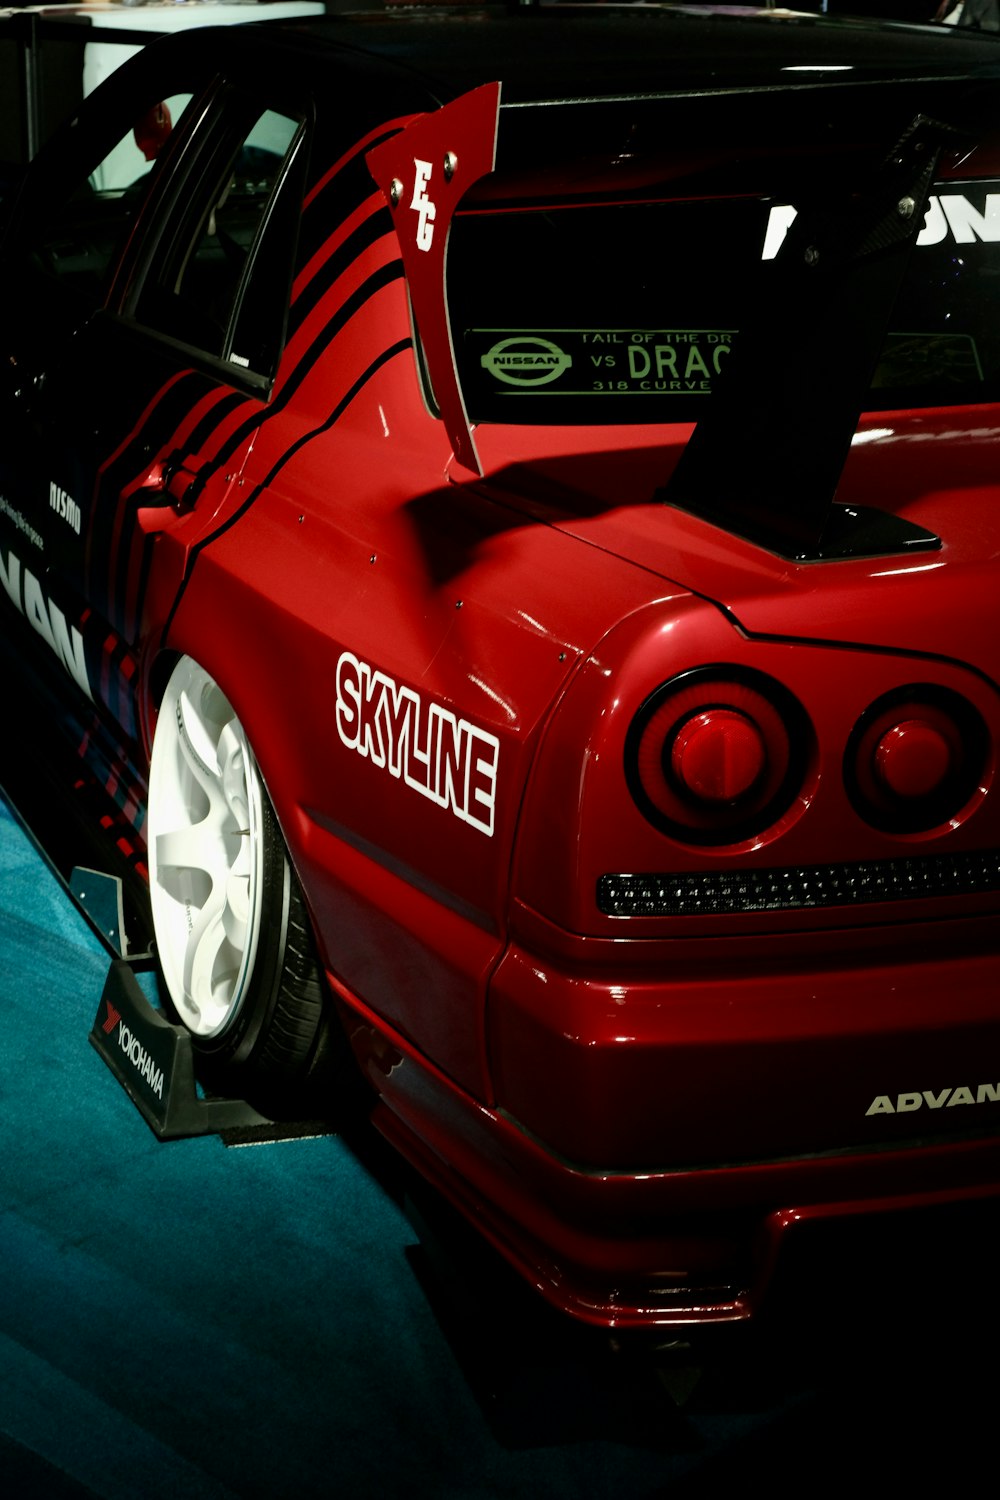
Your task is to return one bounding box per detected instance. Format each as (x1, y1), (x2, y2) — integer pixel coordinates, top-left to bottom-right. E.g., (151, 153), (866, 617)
(147, 657), (265, 1039)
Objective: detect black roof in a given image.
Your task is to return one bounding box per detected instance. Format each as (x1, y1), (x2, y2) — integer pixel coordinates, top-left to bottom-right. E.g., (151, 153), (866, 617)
(254, 1), (1000, 106)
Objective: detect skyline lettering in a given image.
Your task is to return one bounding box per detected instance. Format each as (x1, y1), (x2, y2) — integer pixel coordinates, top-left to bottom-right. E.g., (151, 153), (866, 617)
(335, 650), (499, 836)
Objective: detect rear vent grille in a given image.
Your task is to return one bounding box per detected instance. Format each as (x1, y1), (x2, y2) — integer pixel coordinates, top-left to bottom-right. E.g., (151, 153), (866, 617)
(597, 850), (1000, 917)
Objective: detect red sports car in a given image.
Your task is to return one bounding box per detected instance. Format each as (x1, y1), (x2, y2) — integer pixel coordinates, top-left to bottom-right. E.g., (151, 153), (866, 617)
(2, 2), (1000, 1332)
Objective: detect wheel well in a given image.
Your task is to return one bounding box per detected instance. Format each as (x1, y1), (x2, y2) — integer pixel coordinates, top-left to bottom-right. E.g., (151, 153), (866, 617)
(141, 648), (184, 758)
(149, 649), (183, 711)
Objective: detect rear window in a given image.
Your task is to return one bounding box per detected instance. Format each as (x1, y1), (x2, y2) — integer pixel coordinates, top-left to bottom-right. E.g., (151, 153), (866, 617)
(447, 180), (1000, 424)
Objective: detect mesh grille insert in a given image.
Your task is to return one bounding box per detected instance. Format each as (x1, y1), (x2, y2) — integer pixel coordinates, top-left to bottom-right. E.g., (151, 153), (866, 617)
(597, 850), (1000, 917)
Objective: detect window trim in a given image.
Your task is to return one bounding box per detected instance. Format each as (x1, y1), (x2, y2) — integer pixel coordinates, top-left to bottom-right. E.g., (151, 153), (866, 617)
(112, 80), (311, 393)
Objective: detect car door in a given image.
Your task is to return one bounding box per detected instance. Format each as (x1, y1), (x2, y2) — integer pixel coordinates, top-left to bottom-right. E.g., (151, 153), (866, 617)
(0, 53), (308, 743)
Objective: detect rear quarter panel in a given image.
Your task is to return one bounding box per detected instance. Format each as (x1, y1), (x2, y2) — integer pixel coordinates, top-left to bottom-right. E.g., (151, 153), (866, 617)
(160, 282), (667, 1096)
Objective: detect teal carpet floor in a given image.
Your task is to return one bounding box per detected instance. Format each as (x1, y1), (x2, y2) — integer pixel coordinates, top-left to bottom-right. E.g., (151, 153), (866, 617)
(0, 794), (996, 1497)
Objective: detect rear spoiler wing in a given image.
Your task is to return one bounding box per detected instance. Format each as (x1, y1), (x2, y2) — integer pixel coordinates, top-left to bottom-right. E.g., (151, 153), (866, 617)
(368, 79), (981, 559)
(367, 82), (501, 477)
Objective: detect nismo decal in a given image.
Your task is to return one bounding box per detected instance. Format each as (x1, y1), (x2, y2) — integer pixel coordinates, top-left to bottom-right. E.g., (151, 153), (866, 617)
(0, 540), (92, 701)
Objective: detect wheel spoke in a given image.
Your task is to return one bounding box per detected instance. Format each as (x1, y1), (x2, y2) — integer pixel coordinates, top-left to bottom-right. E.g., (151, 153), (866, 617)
(222, 834), (251, 947)
(174, 686), (225, 804)
(223, 869), (250, 945)
(184, 893), (234, 1025)
(218, 721), (251, 826)
(153, 822), (227, 882)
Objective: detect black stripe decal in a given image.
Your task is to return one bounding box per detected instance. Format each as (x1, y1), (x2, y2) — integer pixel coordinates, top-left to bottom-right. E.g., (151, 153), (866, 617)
(289, 206), (393, 338)
(201, 259), (405, 480)
(163, 337), (413, 641)
(119, 265), (404, 640)
(111, 388), (250, 630)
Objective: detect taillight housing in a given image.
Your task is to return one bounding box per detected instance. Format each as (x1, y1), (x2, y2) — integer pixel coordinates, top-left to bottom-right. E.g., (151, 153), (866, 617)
(624, 666), (811, 845)
(845, 685), (988, 834)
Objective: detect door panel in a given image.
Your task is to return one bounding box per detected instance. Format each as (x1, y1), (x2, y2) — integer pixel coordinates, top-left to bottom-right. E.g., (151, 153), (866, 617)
(0, 75), (306, 745)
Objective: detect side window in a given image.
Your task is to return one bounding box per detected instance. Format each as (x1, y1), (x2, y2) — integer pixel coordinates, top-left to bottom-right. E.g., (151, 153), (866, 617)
(132, 107), (303, 377)
(90, 94), (191, 194)
(30, 93), (193, 309)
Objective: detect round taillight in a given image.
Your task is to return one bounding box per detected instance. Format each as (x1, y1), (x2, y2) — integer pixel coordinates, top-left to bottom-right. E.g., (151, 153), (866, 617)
(846, 687), (987, 833)
(626, 667), (810, 845)
(873, 719), (952, 800)
(670, 709), (767, 803)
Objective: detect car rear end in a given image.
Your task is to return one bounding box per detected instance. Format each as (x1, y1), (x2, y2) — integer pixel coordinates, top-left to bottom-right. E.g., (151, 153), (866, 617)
(377, 13), (1000, 1329)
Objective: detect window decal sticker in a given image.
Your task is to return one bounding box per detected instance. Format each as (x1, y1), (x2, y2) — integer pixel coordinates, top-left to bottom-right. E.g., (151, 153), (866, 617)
(471, 328), (733, 396)
(763, 182), (1000, 258)
(480, 336), (573, 386)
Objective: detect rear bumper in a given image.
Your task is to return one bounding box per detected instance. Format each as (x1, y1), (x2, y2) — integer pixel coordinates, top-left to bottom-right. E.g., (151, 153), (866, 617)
(336, 928), (1000, 1328)
(488, 917), (1000, 1169)
(372, 1043), (1000, 1330)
